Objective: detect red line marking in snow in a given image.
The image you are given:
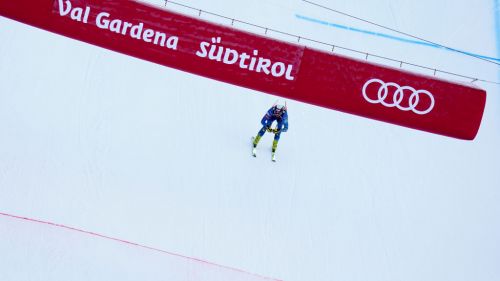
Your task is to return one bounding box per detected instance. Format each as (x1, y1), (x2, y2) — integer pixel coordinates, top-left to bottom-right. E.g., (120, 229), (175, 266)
(0, 212), (282, 281)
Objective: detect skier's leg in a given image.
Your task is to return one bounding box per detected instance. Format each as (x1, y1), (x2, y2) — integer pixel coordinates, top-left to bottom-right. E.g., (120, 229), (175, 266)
(272, 132), (281, 153)
(270, 132), (281, 162)
(253, 126), (267, 148)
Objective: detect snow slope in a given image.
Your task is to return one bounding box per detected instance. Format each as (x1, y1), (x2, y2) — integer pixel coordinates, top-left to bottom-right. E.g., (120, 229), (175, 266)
(1, 1), (499, 281)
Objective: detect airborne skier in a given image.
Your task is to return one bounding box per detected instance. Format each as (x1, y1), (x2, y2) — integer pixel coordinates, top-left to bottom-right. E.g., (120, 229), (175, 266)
(252, 103), (288, 162)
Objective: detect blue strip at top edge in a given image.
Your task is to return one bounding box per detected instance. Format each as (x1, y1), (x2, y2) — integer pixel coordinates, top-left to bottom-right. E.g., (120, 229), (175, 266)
(295, 14), (500, 63)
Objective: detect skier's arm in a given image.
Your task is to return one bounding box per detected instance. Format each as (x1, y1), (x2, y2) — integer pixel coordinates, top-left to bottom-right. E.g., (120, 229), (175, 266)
(261, 115), (269, 127)
(261, 108), (274, 127)
(282, 113), (288, 132)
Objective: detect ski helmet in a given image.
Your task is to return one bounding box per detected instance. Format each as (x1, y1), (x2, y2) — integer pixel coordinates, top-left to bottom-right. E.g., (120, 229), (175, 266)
(273, 104), (286, 116)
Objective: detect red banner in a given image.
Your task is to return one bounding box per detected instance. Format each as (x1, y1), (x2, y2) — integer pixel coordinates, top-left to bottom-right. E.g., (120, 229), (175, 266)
(0, 0), (486, 139)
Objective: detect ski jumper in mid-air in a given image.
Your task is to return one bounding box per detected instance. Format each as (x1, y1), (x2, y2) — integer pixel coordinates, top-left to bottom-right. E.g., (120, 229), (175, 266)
(252, 103), (288, 162)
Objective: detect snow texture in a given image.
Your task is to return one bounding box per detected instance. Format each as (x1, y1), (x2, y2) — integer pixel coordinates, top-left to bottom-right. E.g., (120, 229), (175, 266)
(1, 1), (499, 281)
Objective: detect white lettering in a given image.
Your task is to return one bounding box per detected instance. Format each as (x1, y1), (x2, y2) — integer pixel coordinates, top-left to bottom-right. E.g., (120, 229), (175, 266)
(96, 12), (110, 29)
(83, 7), (90, 23)
(208, 37), (223, 62)
(130, 23), (144, 39)
(196, 42), (210, 58)
(121, 22), (133, 35)
(166, 37), (178, 50)
(154, 32), (167, 46)
(248, 50), (258, 71)
(70, 7), (84, 22)
(271, 62), (286, 77)
(256, 58), (271, 74)
(223, 48), (239, 65)
(239, 53), (250, 69)
(143, 29), (155, 43)
(58, 0), (71, 16)
(58, 6), (179, 54)
(285, 65), (295, 81)
(109, 19), (122, 33)
(196, 37), (295, 81)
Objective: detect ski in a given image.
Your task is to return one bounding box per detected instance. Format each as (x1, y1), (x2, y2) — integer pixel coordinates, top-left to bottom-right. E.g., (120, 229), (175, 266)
(251, 137), (257, 157)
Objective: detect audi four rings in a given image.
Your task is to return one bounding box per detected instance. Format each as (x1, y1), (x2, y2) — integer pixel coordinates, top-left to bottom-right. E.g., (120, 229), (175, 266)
(362, 78), (435, 115)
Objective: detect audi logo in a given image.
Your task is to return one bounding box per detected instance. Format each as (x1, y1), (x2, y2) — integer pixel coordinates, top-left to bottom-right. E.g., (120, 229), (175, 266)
(362, 78), (435, 115)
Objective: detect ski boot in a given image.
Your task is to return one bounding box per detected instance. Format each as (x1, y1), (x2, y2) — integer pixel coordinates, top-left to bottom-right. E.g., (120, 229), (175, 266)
(252, 135), (262, 157)
(271, 140), (278, 162)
